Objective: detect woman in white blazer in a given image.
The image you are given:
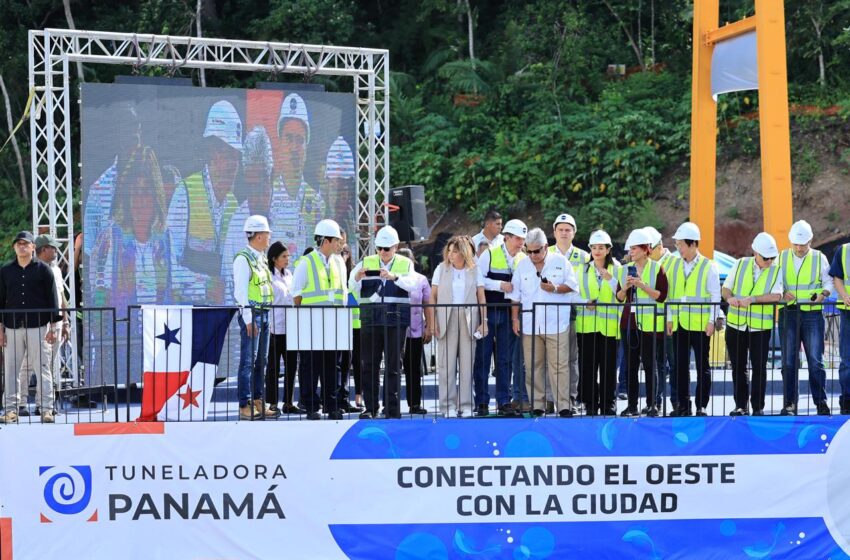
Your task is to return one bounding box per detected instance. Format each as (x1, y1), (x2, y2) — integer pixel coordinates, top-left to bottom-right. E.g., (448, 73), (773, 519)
(428, 236), (487, 417)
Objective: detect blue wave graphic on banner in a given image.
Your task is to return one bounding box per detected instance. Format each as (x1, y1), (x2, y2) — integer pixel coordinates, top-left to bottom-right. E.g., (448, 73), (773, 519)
(330, 418), (842, 460)
(330, 518), (849, 560)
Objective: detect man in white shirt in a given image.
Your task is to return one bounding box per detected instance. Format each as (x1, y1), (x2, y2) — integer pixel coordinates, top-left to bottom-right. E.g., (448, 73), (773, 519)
(509, 228), (578, 417)
(777, 220), (834, 416)
(471, 210), (504, 257)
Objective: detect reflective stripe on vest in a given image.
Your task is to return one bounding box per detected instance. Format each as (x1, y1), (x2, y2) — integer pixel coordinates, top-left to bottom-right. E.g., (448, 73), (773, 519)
(727, 258), (778, 330)
(549, 245), (590, 266)
(358, 254), (413, 304)
(839, 244), (850, 311)
(619, 260), (664, 333)
(485, 246), (525, 304)
(780, 248), (822, 311)
(576, 263), (621, 337)
(185, 172), (237, 253)
(300, 251), (345, 306)
(669, 256), (712, 331)
(658, 252), (675, 272)
(235, 248), (273, 307)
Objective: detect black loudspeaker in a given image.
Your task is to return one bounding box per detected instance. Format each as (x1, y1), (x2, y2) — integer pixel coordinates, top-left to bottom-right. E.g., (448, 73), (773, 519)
(388, 185), (428, 242)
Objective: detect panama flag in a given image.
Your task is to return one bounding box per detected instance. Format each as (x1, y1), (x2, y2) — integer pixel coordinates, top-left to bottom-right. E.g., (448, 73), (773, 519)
(138, 306), (236, 421)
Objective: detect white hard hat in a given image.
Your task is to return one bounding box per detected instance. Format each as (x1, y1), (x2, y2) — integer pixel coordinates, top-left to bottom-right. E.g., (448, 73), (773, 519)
(625, 228), (653, 249)
(752, 232), (779, 258)
(588, 230), (612, 246)
(314, 219), (342, 238)
(642, 226), (663, 247)
(375, 226), (401, 247)
(243, 214), (271, 233)
(325, 136), (355, 179)
(502, 219), (528, 238)
(204, 101), (243, 151)
(672, 221), (701, 241)
(788, 220), (813, 244)
(553, 213), (577, 231)
(278, 93), (310, 143)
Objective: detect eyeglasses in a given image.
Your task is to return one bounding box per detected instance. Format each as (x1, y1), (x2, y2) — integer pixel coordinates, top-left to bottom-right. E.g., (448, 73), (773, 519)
(758, 254), (775, 261)
(526, 247), (545, 255)
(377, 246), (393, 252)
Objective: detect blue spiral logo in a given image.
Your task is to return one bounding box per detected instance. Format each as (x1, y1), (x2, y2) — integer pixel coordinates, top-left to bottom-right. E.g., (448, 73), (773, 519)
(39, 466), (93, 515)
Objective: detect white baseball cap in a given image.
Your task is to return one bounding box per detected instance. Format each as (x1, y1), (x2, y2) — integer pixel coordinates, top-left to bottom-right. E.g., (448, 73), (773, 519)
(788, 220), (813, 244)
(752, 232), (779, 258)
(672, 222), (701, 241)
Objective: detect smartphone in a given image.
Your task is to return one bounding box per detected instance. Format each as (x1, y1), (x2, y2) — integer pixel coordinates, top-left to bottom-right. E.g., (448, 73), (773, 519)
(628, 265), (637, 277)
(540, 277), (551, 284)
(364, 269), (381, 277)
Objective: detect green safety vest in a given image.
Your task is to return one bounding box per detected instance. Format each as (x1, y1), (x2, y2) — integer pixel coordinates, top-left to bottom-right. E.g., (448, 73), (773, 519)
(668, 255), (712, 332)
(780, 248), (823, 312)
(184, 172), (238, 253)
(576, 263), (621, 337)
(300, 251), (345, 306)
(235, 248), (273, 307)
(618, 260), (665, 333)
(840, 244), (850, 311)
(658, 251), (675, 272)
(549, 245), (590, 266)
(726, 257), (778, 330)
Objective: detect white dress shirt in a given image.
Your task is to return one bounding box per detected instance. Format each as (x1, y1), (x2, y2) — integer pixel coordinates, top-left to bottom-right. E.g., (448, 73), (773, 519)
(471, 230), (503, 253)
(477, 243), (522, 292)
(270, 268), (294, 335)
(432, 263), (483, 304)
(509, 253), (578, 335)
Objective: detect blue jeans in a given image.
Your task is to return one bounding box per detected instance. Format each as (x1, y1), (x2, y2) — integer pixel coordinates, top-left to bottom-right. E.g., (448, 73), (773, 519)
(839, 310), (850, 406)
(237, 310), (270, 408)
(779, 307), (827, 405)
(472, 306), (514, 406)
(511, 336), (529, 402)
(616, 338), (627, 395)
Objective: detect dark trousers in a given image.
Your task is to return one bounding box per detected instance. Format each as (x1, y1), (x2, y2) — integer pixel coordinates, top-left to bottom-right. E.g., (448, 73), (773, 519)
(673, 328), (712, 409)
(338, 329), (362, 400)
(403, 336), (425, 408)
(267, 334), (299, 406)
(298, 350), (339, 414)
(621, 327), (658, 409)
(726, 327), (771, 412)
(361, 325), (403, 417)
(577, 332), (618, 413)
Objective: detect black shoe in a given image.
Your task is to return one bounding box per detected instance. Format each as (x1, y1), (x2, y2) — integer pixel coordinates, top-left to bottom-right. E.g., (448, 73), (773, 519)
(18, 407), (30, 417)
(475, 404), (489, 417)
(669, 406), (692, 417)
(282, 403), (301, 414)
(817, 402), (831, 416)
(327, 410), (344, 420)
(841, 405), (850, 415)
(296, 402), (307, 412)
(498, 404), (520, 417)
(695, 408), (707, 417)
(752, 409), (764, 416)
(559, 409), (573, 418)
(358, 411), (374, 420)
(729, 407), (748, 416)
(620, 406), (639, 417)
(645, 406), (659, 418)
(545, 401), (555, 414)
(640, 406), (651, 415)
(604, 406), (618, 416)
(780, 404), (797, 416)
(409, 405), (428, 415)
(339, 403), (360, 413)
(306, 411), (322, 420)
(532, 409), (545, 417)
(385, 411), (402, 419)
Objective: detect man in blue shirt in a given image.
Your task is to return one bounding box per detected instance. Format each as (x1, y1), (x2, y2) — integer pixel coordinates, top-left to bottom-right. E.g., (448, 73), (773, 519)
(830, 243), (850, 414)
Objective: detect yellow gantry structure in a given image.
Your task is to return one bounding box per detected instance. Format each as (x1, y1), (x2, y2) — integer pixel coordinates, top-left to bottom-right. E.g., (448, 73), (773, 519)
(690, 0), (793, 256)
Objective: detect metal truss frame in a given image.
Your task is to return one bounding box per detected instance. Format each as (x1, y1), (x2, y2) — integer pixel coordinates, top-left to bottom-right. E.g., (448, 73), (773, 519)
(28, 28), (390, 305)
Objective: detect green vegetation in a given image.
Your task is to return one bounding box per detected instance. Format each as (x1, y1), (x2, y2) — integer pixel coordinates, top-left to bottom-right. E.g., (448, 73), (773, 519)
(2, 0), (850, 255)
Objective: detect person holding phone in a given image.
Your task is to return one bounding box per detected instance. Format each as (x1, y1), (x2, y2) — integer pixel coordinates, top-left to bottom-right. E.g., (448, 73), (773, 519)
(616, 229), (668, 417)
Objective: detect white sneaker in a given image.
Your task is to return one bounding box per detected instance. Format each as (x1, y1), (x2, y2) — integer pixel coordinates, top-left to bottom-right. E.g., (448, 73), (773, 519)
(459, 408), (472, 417)
(443, 409), (457, 418)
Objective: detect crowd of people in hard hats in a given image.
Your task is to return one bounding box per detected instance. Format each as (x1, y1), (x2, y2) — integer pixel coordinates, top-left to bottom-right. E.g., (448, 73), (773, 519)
(227, 206), (850, 421)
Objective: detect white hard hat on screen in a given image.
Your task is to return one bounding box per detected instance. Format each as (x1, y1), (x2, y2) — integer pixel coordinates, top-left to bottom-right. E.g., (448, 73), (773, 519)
(278, 93), (311, 143)
(325, 136), (355, 179)
(672, 222), (701, 241)
(203, 101), (243, 151)
(553, 213), (577, 231)
(243, 215), (271, 233)
(314, 219), (342, 239)
(751, 232), (779, 258)
(625, 228), (653, 249)
(375, 226), (401, 247)
(588, 230), (612, 246)
(502, 219), (528, 238)
(788, 220), (813, 244)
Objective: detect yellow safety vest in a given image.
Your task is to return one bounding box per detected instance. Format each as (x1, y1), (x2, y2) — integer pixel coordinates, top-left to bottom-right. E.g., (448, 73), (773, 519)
(618, 260), (665, 332)
(576, 263), (621, 337)
(549, 245), (590, 266)
(780, 248), (823, 312)
(658, 251), (675, 272)
(668, 255), (713, 331)
(300, 251), (345, 306)
(235, 248), (273, 307)
(726, 257), (779, 330)
(839, 244), (850, 311)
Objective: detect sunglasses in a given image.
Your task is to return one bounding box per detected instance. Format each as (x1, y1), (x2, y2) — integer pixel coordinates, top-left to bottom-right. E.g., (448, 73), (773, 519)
(377, 246), (393, 252)
(526, 247), (546, 255)
(758, 254), (775, 261)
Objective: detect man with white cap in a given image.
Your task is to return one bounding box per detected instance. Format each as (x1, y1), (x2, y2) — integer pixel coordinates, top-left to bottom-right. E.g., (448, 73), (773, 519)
(666, 221), (721, 417)
(293, 219), (347, 420)
(549, 213), (589, 410)
(168, 100), (243, 303)
(475, 219), (528, 417)
(349, 226), (419, 419)
(830, 238), (850, 414)
(778, 219), (833, 416)
(270, 92), (326, 260)
(233, 215), (275, 420)
(723, 232), (783, 415)
(644, 226), (678, 413)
